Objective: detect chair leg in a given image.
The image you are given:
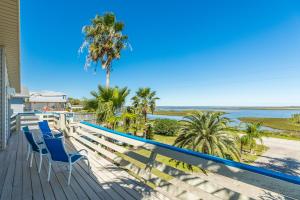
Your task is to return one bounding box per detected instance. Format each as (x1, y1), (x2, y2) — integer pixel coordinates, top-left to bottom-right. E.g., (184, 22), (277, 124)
(47, 162), (52, 182)
(38, 154), (43, 173)
(68, 164), (72, 185)
(30, 153), (33, 167)
(26, 146), (31, 161)
(86, 158), (91, 174)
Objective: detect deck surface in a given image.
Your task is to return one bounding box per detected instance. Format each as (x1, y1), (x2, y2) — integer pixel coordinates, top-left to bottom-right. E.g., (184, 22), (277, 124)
(0, 130), (169, 200)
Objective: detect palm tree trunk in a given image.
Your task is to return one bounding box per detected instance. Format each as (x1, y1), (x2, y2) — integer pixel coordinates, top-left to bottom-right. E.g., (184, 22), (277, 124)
(106, 69), (110, 88)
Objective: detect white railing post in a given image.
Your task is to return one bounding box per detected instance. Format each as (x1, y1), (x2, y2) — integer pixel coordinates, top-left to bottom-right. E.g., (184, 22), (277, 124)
(16, 114), (21, 133)
(69, 123), (77, 138)
(58, 113), (65, 131)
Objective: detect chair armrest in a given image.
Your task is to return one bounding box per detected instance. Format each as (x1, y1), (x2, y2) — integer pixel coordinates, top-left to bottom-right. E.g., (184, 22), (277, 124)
(69, 153), (81, 158)
(70, 149), (88, 157)
(54, 133), (64, 138)
(77, 149), (88, 155)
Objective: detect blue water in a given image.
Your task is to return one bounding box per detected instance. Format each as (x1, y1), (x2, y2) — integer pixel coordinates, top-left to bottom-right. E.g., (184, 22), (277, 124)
(149, 107), (300, 131)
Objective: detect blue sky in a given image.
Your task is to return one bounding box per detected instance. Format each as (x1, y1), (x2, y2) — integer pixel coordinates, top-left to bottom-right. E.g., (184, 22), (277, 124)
(21, 0), (300, 106)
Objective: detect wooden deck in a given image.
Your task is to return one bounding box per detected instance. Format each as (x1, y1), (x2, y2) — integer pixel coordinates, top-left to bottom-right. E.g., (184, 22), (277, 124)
(0, 131), (170, 200)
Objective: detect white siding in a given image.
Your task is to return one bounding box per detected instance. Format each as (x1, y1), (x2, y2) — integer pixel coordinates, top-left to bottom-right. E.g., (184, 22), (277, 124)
(0, 47), (3, 149)
(0, 47), (11, 149)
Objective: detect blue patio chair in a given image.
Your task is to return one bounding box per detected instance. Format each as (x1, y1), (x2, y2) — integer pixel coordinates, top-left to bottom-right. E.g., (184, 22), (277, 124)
(22, 126), (48, 173)
(43, 136), (90, 185)
(38, 120), (64, 138)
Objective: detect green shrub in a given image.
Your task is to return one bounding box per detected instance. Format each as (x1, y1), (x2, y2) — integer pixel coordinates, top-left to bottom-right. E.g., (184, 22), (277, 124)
(153, 119), (179, 136)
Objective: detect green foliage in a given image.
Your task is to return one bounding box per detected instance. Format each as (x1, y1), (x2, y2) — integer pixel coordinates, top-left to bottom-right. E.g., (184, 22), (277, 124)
(144, 122), (154, 139)
(68, 97), (82, 105)
(240, 123), (263, 153)
(91, 85), (130, 123)
(121, 106), (137, 132)
(174, 111), (240, 161)
(81, 12), (128, 87)
(291, 113), (300, 124)
(82, 98), (98, 112)
(107, 115), (122, 130)
(239, 117), (300, 132)
(131, 87), (159, 122)
(154, 109), (199, 116)
(153, 119), (179, 136)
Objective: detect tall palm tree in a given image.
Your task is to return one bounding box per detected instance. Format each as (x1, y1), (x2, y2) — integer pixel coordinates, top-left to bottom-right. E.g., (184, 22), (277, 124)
(81, 13), (128, 88)
(91, 85), (130, 123)
(131, 88), (159, 122)
(173, 112), (240, 161)
(240, 123), (263, 154)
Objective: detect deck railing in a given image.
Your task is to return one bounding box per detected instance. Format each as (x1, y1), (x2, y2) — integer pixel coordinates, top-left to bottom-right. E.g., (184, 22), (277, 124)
(10, 114), (18, 133)
(12, 112), (300, 200)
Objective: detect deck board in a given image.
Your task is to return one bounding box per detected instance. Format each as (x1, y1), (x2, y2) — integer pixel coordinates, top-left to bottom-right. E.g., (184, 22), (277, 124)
(22, 133), (33, 200)
(0, 132), (19, 200)
(33, 153), (56, 200)
(0, 134), (16, 195)
(0, 131), (169, 200)
(11, 130), (23, 200)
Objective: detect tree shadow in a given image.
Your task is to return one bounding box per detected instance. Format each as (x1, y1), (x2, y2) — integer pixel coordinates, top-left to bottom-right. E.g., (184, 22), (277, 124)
(65, 138), (162, 200)
(258, 190), (293, 200)
(255, 155), (300, 176)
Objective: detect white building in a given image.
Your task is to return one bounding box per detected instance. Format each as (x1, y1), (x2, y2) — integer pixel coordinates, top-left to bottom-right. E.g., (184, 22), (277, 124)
(10, 86), (30, 114)
(26, 91), (67, 111)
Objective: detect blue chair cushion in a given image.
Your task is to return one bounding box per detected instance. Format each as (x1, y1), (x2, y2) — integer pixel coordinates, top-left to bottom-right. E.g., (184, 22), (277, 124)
(69, 154), (83, 163)
(44, 137), (69, 162)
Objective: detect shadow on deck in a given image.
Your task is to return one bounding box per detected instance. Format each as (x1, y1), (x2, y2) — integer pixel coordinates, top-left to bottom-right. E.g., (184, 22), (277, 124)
(0, 131), (168, 200)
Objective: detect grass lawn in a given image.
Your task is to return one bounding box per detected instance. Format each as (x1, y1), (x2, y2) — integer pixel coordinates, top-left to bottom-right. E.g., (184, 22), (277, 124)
(153, 134), (177, 144)
(241, 144), (268, 164)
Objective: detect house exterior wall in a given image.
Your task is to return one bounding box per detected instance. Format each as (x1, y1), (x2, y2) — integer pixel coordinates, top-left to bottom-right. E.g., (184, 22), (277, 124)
(0, 48), (2, 149)
(10, 97), (25, 114)
(28, 102), (66, 111)
(0, 0), (21, 150)
(0, 47), (11, 149)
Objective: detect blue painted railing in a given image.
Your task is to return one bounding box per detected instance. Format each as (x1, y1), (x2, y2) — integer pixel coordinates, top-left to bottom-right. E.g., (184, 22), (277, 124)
(81, 121), (300, 185)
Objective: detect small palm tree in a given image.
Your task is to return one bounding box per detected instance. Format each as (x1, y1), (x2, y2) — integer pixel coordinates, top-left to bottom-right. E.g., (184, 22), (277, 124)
(91, 85), (130, 123)
(144, 122), (154, 139)
(81, 13), (128, 88)
(121, 106), (137, 132)
(174, 112), (240, 161)
(240, 123), (263, 154)
(131, 88), (159, 122)
(107, 115), (122, 130)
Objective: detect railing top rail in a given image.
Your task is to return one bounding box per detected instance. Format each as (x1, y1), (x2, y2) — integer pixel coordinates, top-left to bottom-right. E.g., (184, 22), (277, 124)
(81, 121), (300, 185)
(17, 112), (58, 115)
